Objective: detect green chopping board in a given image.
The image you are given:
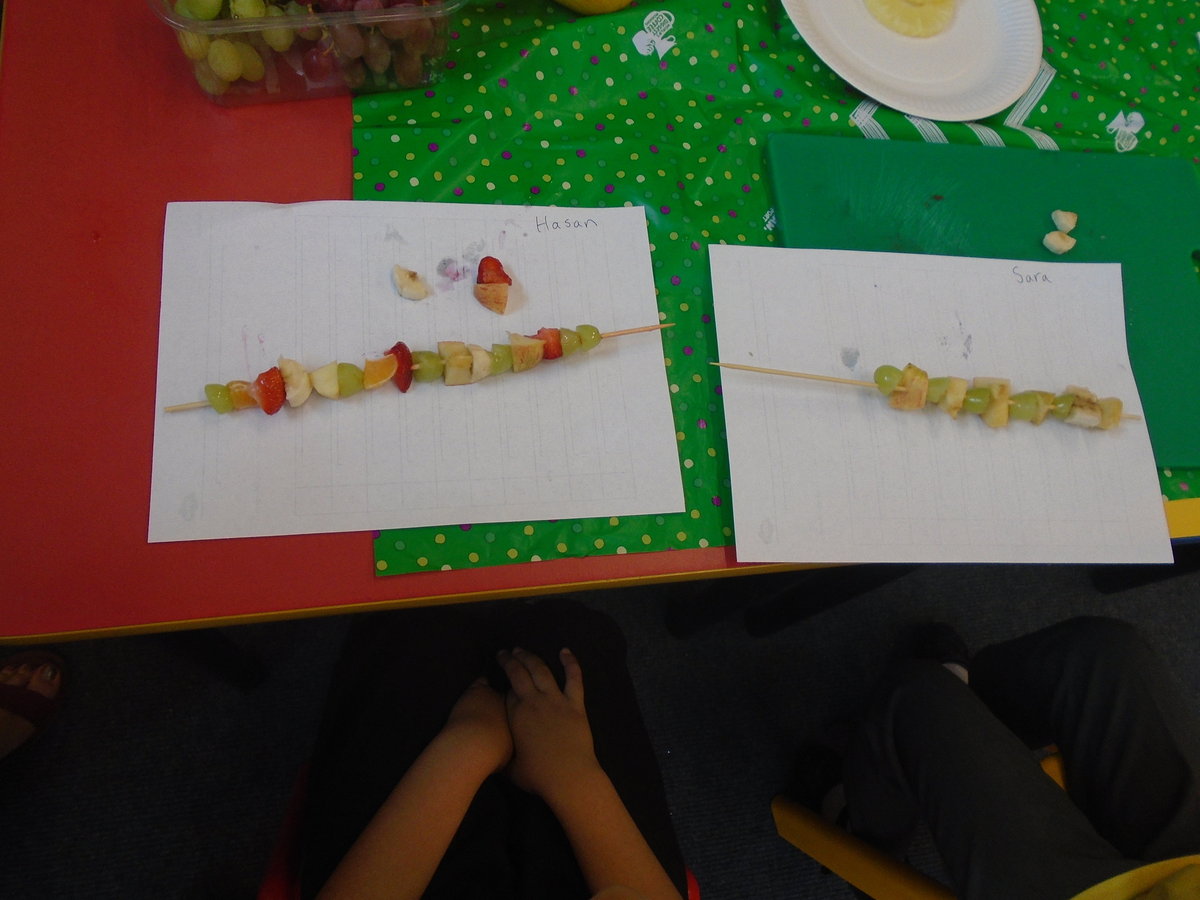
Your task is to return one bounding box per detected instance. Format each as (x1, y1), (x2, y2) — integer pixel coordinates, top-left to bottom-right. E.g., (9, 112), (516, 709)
(766, 133), (1200, 468)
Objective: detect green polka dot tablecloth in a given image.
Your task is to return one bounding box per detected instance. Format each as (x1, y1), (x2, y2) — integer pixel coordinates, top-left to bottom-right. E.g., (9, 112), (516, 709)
(362, 0), (1200, 575)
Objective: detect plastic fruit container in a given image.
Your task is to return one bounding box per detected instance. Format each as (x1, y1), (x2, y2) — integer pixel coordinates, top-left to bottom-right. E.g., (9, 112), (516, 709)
(150, 0), (464, 106)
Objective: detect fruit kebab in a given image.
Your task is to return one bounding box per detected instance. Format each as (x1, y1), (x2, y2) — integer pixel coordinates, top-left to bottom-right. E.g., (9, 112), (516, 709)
(711, 361), (1135, 431)
(164, 323), (670, 414)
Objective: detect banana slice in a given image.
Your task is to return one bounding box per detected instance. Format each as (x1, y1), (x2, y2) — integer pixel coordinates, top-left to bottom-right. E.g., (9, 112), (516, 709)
(864, 0), (958, 38)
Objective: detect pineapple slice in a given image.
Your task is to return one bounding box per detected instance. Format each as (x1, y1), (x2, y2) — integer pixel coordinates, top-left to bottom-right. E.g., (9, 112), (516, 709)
(972, 377), (1012, 429)
(936, 376), (969, 419)
(889, 363), (929, 411)
(864, 0), (958, 38)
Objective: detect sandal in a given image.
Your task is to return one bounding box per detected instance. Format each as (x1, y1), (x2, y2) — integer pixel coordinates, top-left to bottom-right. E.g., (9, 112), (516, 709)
(0, 650), (67, 761)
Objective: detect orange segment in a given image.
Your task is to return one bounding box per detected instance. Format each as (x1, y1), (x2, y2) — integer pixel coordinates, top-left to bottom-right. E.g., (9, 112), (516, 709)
(226, 380), (258, 410)
(362, 355), (400, 390)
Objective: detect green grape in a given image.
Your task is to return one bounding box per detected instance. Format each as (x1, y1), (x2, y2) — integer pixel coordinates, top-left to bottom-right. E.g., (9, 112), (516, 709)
(1051, 393), (1075, 419)
(207, 38), (243, 81)
(490, 344), (513, 375)
(230, 0), (268, 17)
(177, 30), (210, 61)
(336, 363), (364, 397)
(576, 324), (601, 351)
(192, 59), (231, 95)
(412, 350), (443, 382)
(873, 364), (903, 395)
(925, 376), (950, 406)
(559, 327), (582, 356)
(963, 387), (992, 415)
(187, 0), (224, 19)
(205, 383), (234, 414)
(1009, 391), (1040, 421)
(234, 42), (265, 82)
(261, 5), (295, 52)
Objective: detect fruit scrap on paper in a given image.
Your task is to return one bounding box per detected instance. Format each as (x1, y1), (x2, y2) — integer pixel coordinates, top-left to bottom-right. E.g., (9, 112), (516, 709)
(473, 256), (513, 314)
(392, 265), (432, 300)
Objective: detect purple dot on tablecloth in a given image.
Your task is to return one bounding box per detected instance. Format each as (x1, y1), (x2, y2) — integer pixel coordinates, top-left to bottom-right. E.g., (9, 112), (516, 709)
(445, 60), (456, 69)
(718, 144), (727, 152)
(595, 123), (605, 131)
(714, 384), (722, 395)
(659, 60), (668, 71)
(1098, 60), (1106, 69)
(728, 64), (737, 73)
(759, 40), (768, 49)
(711, 496), (722, 506)
(520, 48), (529, 57)
(728, 210), (737, 218)
(523, 122), (532, 131)
(1071, 91), (1080, 99)
(1079, 12), (1088, 19)
(372, 530), (381, 538)
(1055, 122), (1064, 129)
(701, 313), (711, 323)
(499, 78), (509, 88)
(428, 142), (439, 152)
(667, 123), (676, 131)
(691, 241), (700, 250)
(425, 90), (435, 98)
(734, 116), (744, 124)
(374, 183), (385, 191)
(1174, 124), (1182, 132)
(605, 184), (614, 193)
(661, 205), (671, 214)
(531, 185), (541, 194)
(670, 275), (681, 285)
(742, 184), (750, 192)
(577, 149), (587, 157)
(502, 150), (513, 159)
(454, 187), (464, 195)
(352, 146), (360, 156)
(570, 85), (579, 95)
(459, 523), (473, 531)
(650, 144), (660, 153)
(774, 89), (783, 98)
(590, 55), (599, 65)
(683, 346), (694, 355)
(706, 22), (714, 31)
(802, 118), (812, 126)
(697, 418), (708, 429)
(1179, 482), (1190, 492)
(706, 94), (715, 102)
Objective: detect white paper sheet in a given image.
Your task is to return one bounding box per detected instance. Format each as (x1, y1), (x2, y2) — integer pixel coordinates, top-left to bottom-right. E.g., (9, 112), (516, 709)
(150, 201), (683, 543)
(710, 245), (1172, 564)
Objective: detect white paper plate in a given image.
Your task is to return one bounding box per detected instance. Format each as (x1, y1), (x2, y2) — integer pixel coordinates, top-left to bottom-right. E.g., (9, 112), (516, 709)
(781, 0), (1043, 121)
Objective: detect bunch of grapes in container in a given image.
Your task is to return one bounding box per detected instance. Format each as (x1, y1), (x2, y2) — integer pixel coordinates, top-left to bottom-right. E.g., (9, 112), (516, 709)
(168, 0), (453, 104)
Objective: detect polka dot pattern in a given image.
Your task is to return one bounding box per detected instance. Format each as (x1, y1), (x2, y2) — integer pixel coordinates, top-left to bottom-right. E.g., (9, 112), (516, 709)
(365, 1), (1198, 574)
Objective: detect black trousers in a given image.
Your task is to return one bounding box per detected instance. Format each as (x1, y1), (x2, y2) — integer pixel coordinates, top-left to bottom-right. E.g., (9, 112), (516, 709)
(844, 616), (1200, 900)
(298, 597), (687, 900)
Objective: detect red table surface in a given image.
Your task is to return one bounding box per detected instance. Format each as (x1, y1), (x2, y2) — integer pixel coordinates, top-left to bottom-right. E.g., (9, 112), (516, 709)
(0, 1), (784, 643)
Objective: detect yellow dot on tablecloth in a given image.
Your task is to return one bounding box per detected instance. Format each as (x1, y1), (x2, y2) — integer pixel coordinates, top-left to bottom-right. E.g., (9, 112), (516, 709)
(676, 531), (687, 542)
(691, 509), (701, 519)
(376, 560), (387, 571)
(486, 182), (496, 191)
(468, 552), (480, 563)
(542, 173), (552, 182)
(684, 458), (694, 468)
(434, 171), (443, 182)
(510, 174), (519, 183)
(584, 173), (594, 182)
(594, 538), (605, 549)
(523, 525), (535, 535)
(556, 157), (566, 166)
(699, 538), (709, 548)
(417, 557), (429, 566)
(530, 555), (542, 562)
(507, 548), (519, 559)
(708, 447), (718, 457)
(409, 177), (419, 187)
(608, 517), (620, 526)
(353, 172), (363, 180)
(680, 302), (690, 312)
(441, 564), (452, 571)
(549, 92), (559, 103)
(642, 534), (653, 545)
(676, 431), (686, 441)
(557, 542), (568, 553)
(435, 533), (446, 544)
(670, 384), (680, 394)
(466, 174), (476, 183)
(405, 151), (416, 161)
(722, 526), (733, 537)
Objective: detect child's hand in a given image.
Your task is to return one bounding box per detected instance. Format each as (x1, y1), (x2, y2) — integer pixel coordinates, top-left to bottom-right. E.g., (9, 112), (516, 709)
(498, 647), (600, 802)
(442, 677), (513, 775)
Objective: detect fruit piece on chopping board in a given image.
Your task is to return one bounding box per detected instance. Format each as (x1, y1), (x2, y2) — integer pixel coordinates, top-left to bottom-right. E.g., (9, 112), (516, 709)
(392, 265), (431, 300)
(473, 256), (512, 314)
(533, 327), (564, 360)
(935, 376), (969, 419)
(411, 351), (444, 382)
(252, 366), (286, 415)
(467, 345), (494, 383)
(972, 377), (1011, 428)
(362, 355), (400, 390)
(385, 341), (414, 392)
(278, 357), (313, 407)
(490, 343), (514, 375)
(311, 362), (340, 399)
(508, 333), (545, 373)
(227, 380), (259, 410)
(205, 383), (234, 414)
(888, 363), (929, 411)
(576, 324), (602, 350)
(336, 363), (365, 398)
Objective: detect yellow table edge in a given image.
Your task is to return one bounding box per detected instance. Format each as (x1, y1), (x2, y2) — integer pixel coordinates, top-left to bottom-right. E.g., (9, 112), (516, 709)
(1167, 497), (1200, 542)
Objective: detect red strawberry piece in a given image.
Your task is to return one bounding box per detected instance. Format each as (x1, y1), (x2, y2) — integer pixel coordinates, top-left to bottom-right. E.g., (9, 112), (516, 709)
(385, 341), (414, 393)
(533, 327), (563, 360)
(252, 366), (286, 415)
(476, 255), (512, 285)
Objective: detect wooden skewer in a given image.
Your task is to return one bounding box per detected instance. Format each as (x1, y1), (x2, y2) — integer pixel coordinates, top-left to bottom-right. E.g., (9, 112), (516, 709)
(164, 323), (674, 413)
(710, 361), (1142, 422)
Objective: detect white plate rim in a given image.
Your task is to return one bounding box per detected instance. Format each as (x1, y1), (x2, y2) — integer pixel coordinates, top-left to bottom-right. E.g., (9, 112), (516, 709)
(781, 0), (1044, 122)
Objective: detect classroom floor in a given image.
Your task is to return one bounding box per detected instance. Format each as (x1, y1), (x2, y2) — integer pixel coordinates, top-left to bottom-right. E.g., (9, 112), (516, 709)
(1, 558), (1198, 899)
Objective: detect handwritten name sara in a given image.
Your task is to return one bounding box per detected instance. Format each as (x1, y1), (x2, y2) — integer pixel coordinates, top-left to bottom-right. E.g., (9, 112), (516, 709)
(535, 215), (600, 233)
(1012, 265), (1052, 284)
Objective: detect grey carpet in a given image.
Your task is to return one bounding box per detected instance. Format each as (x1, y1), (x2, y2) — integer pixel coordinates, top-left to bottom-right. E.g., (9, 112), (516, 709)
(0, 561), (1197, 899)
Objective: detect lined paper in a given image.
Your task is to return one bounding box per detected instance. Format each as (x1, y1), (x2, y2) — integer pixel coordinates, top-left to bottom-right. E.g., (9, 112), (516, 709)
(710, 245), (1171, 564)
(150, 201), (683, 543)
